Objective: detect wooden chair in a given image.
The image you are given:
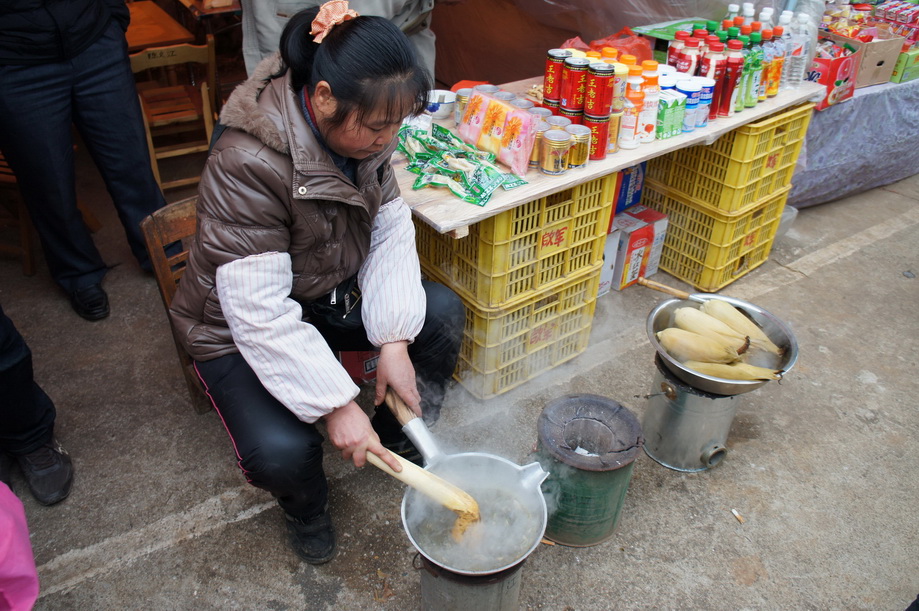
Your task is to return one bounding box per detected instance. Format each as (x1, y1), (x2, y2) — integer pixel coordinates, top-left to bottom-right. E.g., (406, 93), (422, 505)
(129, 35), (217, 192)
(140, 196), (211, 413)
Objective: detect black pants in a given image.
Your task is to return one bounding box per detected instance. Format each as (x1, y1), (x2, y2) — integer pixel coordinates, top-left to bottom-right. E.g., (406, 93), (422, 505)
(194, 281), (465, 520)
(0, 21), (166, 292)
(0, 304), (56, 455)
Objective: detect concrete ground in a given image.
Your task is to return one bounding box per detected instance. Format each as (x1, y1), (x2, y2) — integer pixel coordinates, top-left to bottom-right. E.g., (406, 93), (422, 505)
(1, 141), (917, 611)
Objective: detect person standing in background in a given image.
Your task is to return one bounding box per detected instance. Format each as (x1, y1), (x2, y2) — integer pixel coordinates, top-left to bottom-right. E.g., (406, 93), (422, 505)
(0, 0), (171, 321)
(240, 0), (466, 79)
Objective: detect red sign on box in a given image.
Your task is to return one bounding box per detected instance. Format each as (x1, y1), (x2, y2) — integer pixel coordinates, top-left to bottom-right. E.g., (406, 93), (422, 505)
(807, 47), (860, 111)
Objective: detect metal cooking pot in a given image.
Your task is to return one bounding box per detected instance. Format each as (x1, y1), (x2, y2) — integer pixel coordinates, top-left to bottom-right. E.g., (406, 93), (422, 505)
(386, 394), (548, 576)
(647, 293), (799, 396)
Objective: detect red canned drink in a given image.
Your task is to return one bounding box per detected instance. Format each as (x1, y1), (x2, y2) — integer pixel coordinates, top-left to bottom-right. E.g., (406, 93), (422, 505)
(583, 113), (611, 160)
(559, 107), (584, 125)
(559, 57), (590, 111)
(584, 62), (615, 117)
(544, 49), (572, 101)
(542, 98), (560, 115)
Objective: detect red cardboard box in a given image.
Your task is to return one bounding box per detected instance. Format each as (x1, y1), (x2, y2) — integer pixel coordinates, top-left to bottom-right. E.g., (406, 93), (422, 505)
(807, 41), (860, 111)
(339, 350), (380, 384)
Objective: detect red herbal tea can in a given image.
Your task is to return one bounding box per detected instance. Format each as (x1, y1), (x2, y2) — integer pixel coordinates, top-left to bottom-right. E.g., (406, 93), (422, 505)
(559, 57), (590, 111)
(583, 113), (611, 161)
(544, 49), (572, 101)
(584, 62), (615, 117)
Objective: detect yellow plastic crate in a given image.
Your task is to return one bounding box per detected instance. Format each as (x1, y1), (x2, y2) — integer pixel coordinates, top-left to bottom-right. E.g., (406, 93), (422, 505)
(641, 185), (789, 292)
(454, 266), (601, 399)
(414, 175), (614, 309)
(646, 102), (813, 214)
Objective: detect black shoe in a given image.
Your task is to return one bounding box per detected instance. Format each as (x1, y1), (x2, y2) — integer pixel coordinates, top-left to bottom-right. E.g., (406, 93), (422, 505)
(16, 439), (74, 505)
(285, 510), (336, 564)
(70, 284), (109, 321)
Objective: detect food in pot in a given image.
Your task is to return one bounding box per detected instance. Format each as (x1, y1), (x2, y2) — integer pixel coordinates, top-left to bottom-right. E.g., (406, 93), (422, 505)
(682, 360), (782, 381)
(656, 327), (740, 364)
(700, 299), (783, 355)
(673, 307), (752, 354)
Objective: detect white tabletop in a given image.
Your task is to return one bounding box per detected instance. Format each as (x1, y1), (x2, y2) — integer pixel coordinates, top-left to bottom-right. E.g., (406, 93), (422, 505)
(396, 79), (825, 237)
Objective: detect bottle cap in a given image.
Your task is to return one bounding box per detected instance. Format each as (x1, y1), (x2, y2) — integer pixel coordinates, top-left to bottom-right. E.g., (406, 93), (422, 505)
(727, 39), (743, 49)
(684, 38), (700, 47)
(675, 79), (702, 93)
(762, 28), (773, 39)
(601, 46), (618, 58)
(738, 35), (750, 45)
(620, 54), (637, 65)
(674, 30), (691, 41)
(733, 16), (745, 26)
(693, 22), (706, 31)
(750, 31), (762, 43)
(722, 19), (734, 30)
(773, 26), (784, 36)
(740, 24), (752, 35)
(751, 21), (762, 31)
(659, 74), (679, 88)
(693, 29), (709, 38)
(709, 42), (725, 52)
(706, 20), (719, 31)
(628, 64), (644, 76)
(727, 26), (740, 38)
(706, 34), (720, 45)
(641, 60), (659, 71)
(717, 30), (729, 42)
(586, 51), (601, 59)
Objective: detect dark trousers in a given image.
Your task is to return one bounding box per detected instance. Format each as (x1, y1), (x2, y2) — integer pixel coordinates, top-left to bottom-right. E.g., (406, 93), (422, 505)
(194, 281), (465, 519)
(0, 304), (56, 455)
(0, 20), (166, 292)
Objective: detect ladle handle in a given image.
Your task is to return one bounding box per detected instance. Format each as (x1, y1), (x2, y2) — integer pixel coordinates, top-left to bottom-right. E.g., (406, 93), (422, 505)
(385, 389), (419, 426)
(366, 450), (479, 517)
(637, 277), (692, 300)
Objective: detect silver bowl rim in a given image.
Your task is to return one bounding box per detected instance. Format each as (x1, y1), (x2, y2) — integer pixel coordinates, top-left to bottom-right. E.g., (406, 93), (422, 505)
(646, 294), (799, 396)
(400, 451), (548, 576)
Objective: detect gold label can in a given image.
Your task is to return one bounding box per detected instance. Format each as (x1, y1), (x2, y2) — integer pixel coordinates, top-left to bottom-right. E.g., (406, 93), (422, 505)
(530, 120), (551, 168)
(607, 112), (623, 154)
(539, 129), (572, 176)
(564, 124), (591, 169)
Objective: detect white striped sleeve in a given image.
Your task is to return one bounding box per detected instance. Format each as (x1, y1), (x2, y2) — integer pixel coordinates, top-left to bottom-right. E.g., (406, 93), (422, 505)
(216, 251), (358, 423)
(358, 196), (425, 348)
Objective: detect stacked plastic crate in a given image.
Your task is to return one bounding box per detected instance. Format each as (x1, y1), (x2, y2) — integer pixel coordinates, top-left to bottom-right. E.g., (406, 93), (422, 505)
(414, 175), (616, 399)
(642, 103), (814, 292)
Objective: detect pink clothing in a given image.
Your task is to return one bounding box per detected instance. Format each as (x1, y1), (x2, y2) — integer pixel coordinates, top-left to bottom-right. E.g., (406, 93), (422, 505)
(0, 483), (39, 611)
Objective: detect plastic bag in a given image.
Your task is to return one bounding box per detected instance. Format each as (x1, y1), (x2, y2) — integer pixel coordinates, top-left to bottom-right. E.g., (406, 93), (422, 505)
(589, 27), (654, 63)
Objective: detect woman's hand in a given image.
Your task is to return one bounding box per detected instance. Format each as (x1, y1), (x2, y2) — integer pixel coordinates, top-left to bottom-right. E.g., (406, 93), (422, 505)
(323, 401), (401, 471)
(374, 341), (422, 418)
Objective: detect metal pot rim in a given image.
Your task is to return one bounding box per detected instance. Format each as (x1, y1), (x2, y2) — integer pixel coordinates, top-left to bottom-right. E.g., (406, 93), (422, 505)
(400, 452), (548, 576)
(647, 295), (799, 396)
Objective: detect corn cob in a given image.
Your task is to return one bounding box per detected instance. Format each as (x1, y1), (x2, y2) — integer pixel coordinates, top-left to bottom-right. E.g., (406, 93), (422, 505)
(700, 300), (783, 355)
(656, 328), (740, 364)
(683, 360), (783, 381)
(673, 307), (751, 354)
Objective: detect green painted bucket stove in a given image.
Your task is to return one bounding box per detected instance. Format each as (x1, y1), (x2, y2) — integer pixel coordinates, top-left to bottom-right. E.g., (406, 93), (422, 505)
(536, 394), (643, 547)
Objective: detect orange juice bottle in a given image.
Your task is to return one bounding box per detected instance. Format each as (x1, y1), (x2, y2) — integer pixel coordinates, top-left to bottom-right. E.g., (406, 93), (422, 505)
(618, 65), (645, 150)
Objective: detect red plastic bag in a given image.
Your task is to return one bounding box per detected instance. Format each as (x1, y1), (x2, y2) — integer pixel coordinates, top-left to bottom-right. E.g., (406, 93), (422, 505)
(590, 27), (653, 63)
(558, 36), (591, 52)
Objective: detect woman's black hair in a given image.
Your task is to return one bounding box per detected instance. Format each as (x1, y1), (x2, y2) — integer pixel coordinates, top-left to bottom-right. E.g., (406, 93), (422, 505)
(274, 7), (431, 128)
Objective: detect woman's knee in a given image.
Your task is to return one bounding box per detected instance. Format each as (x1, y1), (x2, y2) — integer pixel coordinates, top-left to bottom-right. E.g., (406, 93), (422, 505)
(239, 428), (324, 490)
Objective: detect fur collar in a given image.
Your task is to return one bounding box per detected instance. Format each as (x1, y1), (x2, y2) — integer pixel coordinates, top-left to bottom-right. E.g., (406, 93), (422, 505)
(218, 54), (290, 154)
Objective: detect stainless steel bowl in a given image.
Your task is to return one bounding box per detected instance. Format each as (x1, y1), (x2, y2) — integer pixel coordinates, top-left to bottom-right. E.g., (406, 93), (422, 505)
(646, 295), (799, 396)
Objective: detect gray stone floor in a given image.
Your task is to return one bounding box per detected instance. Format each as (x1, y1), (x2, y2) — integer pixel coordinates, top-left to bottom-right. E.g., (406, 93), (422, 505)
(1, 143), (917, 610)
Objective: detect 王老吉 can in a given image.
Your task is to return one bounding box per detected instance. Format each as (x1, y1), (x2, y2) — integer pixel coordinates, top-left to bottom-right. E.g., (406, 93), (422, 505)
(559, 57), (590, 111)
(544, 49), (573, 101)
(583, 114), (611, 161)
(584, 62), (615, 117)
(559, 107), (584, 125)
(530, 120), (551, 168)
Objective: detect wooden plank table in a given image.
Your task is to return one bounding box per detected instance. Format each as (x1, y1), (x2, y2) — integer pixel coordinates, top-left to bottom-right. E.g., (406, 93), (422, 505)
(398, 80), (826, 238)
(175, 0), (241, 19)
(127, 1), (195, 52)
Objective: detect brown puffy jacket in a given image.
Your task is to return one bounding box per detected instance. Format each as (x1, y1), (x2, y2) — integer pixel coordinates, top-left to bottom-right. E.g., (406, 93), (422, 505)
(169, 58), (400, 361)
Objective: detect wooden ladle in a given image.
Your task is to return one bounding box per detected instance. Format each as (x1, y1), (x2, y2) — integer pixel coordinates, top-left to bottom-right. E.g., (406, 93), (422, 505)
(366, 392), (480, 541)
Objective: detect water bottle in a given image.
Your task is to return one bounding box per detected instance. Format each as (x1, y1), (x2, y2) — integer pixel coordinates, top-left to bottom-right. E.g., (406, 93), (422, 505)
(724, 3), (740, 21)
(741, 3), (756, 25)
(782, 13), (810, 90)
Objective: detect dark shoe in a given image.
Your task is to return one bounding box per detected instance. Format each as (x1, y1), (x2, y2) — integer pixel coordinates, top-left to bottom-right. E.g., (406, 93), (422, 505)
(285, 510), (336, 564)
(16, 439), (74, 505)
(70, 284), (109, 321)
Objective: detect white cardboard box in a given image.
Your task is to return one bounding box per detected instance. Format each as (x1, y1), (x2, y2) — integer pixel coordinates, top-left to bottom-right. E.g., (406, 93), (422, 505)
(597, 228), (622, 297)
(623, 205), (669, 278)
(610, 213), (655, 291)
